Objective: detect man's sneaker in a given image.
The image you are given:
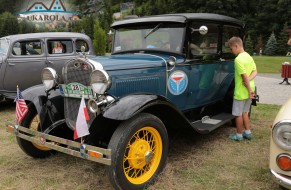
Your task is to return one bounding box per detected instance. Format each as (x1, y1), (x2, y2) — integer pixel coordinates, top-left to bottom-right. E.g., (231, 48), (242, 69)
(228, 133), (243, 141)
(243, 131), (252, 140)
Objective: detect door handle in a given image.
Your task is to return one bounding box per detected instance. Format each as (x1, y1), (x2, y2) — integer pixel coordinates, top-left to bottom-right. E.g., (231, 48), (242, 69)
(46, 60), (53, 65)
(8, 63), (15, 66)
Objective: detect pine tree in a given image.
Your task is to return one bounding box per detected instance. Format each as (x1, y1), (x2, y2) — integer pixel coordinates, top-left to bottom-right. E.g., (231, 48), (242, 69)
(81, 15), (95, 39)
(264, 32), (278, 56)
(93, 20), (106, 55)
(245, 35), (254, 55)
(277, 22), (290, 56)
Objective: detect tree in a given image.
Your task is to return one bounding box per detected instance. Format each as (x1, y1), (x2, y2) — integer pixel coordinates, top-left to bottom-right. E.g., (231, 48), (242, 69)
(255, 35), (264, 55)
(245, 35), (254, 55)
(81, 15), (95, 39)
(264, 32), (278, 55)
(18, 20), (36, 34)
(0, 12), (19, 37)
(277, 22), (290, 55)
(93, 20), (106, 55)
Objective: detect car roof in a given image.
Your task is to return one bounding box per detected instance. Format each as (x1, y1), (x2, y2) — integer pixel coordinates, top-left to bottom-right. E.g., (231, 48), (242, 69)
(1, 32), (91, 41)
(111, 13), (244, 28)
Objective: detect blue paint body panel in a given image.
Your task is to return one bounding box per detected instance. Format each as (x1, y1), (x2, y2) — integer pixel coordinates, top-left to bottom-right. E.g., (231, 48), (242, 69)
(89, 53), (234, 111)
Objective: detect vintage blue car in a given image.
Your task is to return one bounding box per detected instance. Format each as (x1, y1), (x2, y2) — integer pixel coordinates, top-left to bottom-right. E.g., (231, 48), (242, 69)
(7, 13), (246, 190)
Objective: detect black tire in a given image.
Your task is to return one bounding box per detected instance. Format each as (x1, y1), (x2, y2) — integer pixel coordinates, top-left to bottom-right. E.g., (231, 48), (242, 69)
(108, 113), (168, 190)
(16, 103), (55, 158)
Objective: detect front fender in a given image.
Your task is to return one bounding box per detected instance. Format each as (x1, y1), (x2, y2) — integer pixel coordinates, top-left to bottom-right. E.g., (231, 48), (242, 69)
(103, 94), (160, 120)
(22, 84), (62, 115)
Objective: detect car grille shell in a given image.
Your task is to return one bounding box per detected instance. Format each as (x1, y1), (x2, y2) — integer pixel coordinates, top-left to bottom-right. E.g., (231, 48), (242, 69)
(62, 58), (95, 130)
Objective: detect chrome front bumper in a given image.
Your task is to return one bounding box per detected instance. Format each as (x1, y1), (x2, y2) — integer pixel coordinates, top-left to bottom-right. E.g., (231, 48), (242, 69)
(6, 123), (111, 165)
(271, 169), (291, 189)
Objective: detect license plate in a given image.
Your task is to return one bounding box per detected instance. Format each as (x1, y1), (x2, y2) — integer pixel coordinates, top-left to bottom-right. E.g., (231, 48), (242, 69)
(59, 83), (94, 99)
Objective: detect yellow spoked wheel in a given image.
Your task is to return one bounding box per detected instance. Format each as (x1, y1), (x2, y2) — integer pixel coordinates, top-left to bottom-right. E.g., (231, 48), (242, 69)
(29, 114), (51, 151)
(17, 103), (55, 158)
(125, 127), (162, 184)
(108, 113), (168, 190)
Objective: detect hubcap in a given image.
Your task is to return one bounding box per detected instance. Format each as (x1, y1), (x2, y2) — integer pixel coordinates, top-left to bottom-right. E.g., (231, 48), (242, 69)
(145, 151), (153, 164)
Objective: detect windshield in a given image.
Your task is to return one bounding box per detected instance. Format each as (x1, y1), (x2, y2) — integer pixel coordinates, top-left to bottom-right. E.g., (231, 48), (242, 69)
(0, 38), (9, 54)
(112, 23), (185, 54)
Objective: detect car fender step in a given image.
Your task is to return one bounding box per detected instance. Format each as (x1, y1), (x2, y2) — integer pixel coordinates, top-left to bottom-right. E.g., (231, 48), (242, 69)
(191, 113), (234, 134)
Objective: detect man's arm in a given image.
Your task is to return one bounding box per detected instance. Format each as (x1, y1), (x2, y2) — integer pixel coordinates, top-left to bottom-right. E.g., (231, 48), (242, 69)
(241, 73), (255, 99)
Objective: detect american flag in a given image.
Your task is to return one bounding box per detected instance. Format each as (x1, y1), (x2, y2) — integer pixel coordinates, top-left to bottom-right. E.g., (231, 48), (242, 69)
(16, 86), (28, 124)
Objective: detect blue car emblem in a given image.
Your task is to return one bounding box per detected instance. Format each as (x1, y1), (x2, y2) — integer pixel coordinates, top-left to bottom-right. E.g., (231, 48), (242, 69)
(168, 70), (188, 95)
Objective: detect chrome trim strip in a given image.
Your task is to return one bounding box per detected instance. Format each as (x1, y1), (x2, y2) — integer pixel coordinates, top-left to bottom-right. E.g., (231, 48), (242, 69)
(271, 169), (291, 189)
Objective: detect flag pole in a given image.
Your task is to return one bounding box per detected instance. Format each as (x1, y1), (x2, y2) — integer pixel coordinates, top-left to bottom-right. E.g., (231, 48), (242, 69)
(81, 92), (84, 144)
(16, 85), (19, 126)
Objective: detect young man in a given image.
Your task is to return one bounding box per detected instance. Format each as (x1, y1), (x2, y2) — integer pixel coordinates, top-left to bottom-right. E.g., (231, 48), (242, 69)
(228, 36), (257, 141)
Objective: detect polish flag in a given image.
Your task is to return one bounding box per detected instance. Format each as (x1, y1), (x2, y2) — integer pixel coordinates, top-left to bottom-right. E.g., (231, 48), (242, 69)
(74, 95), (90, 140)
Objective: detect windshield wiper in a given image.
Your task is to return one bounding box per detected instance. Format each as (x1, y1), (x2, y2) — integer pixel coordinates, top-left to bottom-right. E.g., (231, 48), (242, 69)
(144, 23), (163, 39)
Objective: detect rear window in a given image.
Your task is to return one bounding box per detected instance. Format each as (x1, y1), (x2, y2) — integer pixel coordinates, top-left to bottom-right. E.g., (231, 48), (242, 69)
(48, 40), (73, 54)
(76, 39), (89, 52)
(12, 40), (42, 56)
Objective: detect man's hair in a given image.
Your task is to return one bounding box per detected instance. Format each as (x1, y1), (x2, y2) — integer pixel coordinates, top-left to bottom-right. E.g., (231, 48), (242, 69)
(228, 36), (243, 47)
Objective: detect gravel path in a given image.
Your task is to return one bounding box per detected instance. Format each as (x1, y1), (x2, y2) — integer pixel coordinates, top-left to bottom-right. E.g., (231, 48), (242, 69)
(255, 73), (291, 105)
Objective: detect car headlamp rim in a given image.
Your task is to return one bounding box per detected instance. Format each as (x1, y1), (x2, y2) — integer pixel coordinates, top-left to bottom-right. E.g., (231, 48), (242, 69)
(90, 69), (111, 94)
(272, 120), (291, 151)
(41, 67), (58, 90)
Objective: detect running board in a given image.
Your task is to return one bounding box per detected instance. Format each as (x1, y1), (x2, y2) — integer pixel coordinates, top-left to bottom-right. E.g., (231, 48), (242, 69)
(191, 113), (234, 134)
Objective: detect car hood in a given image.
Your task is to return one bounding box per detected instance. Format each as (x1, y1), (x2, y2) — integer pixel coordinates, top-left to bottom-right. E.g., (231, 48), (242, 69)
(87, 53), (185, 71)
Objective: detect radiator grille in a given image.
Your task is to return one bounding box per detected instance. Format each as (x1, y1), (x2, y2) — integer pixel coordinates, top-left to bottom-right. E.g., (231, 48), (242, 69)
(63, 59), (94, 130)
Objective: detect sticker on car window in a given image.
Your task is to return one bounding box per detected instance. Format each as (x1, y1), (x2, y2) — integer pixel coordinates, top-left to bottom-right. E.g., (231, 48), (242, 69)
(167, 70), (188, 95)
(115, 46), (121, 51)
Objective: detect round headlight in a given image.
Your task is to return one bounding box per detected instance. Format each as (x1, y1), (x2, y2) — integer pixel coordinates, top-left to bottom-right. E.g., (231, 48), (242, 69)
(42, 67), (58, 90)
(90, 69), (111, 94)
(273, 121), (291, 150)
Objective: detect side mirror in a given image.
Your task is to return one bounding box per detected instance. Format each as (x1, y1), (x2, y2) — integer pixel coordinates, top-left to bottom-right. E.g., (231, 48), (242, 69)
(198, 26), (208, 35)
(191, 25), (208, 35)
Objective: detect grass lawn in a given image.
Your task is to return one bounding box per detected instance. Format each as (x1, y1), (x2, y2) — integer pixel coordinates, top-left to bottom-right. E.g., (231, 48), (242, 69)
(0, 101), (281, 190)
(253, 55), (290, 74)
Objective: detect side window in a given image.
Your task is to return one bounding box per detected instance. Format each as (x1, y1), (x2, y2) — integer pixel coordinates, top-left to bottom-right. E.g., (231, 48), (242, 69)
(190, 23), (219, 56)
(76, 39), (89, 52)
(12, 40), (42, 56)
(222, 26), (241, 54)
(48, 39), (73, 54)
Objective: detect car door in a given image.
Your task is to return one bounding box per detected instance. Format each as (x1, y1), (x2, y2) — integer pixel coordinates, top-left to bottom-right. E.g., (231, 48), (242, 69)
(3, 39), (46, 91)
(187, 23), (227, 107)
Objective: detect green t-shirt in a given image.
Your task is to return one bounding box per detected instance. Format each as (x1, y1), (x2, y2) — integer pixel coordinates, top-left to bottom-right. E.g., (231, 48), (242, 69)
(234, 52), (257, 100)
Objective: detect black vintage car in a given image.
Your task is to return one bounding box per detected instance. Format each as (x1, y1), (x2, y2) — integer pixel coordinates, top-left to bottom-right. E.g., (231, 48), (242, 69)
(7, 13), (249, 190)
(0, 32), (94, 101)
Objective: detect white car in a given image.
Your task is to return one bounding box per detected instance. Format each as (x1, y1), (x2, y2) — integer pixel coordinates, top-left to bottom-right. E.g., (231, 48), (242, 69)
(270, 97), (291, 189)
